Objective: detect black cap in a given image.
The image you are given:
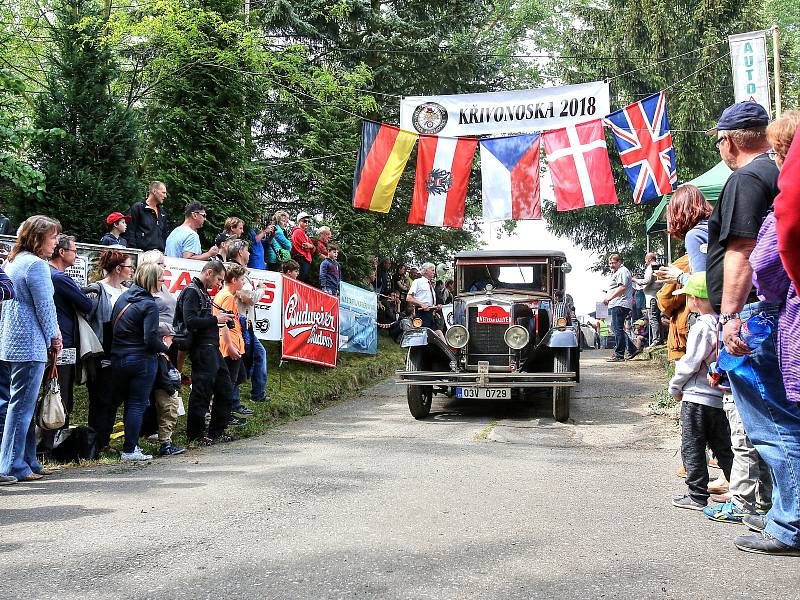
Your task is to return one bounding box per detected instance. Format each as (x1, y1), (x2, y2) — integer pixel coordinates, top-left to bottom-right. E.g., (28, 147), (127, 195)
(214, 232), (232, 246)
(708, 101), (769, 135)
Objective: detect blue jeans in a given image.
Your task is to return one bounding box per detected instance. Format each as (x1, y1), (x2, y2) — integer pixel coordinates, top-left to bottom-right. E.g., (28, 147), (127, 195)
(0, 360), (47, 479)
(610, 306), (636, 358)
(249, 339), (267, 402)
(728, 301), (800, 548)
(111, 354), (157, 454)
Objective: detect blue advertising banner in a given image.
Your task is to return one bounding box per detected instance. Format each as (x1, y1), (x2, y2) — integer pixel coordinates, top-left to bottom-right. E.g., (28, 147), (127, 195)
(338, 282), (378, 354)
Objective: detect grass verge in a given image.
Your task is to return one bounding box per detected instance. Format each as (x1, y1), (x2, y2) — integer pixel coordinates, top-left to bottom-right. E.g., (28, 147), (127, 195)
(646, 345), (679, 420)
(63, 335), (406, 466)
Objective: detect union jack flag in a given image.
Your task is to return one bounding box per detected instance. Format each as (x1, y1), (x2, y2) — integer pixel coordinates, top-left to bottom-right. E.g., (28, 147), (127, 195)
(604, 91), (677, 203)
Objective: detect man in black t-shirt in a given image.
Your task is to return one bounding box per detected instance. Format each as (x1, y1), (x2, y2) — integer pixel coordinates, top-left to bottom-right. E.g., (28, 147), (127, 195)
(705, 102), (800, 557)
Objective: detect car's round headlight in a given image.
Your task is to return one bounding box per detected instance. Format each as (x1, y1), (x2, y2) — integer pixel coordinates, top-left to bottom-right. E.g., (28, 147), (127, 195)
(504, 325), (529, 350)
(556, 316), (568, 327)
(445, 324), (469, 349)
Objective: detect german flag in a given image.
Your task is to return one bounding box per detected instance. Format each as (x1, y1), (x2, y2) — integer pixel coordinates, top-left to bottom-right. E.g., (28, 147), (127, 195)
(352, 121), (418, 213)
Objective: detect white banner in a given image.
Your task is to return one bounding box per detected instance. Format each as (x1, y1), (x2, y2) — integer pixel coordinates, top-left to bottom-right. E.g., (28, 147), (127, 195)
(400, 81), (611, 137)
(163, 257), (283, 341)
(729, 31), (771, 113)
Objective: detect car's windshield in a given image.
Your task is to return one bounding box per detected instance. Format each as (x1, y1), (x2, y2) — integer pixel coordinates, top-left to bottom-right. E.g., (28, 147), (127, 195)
(459, 263), (548, 294)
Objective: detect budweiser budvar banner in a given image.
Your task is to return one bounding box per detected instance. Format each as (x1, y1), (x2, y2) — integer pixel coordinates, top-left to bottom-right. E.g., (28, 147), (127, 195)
(400, 81), (611, 137)
(282, 278), (339, 368)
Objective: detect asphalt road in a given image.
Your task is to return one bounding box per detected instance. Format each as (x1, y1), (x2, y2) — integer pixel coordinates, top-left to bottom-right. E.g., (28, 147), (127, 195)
(1, 350), (798, 599)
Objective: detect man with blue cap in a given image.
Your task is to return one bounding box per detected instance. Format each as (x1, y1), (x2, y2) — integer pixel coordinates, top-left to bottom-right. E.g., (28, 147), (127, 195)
(705, 101), (800, 556)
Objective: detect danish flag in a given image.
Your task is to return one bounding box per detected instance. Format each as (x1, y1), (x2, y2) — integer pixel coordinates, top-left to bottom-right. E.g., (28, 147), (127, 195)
(542, 119), (618, 211)
(604, 91), (677, 203)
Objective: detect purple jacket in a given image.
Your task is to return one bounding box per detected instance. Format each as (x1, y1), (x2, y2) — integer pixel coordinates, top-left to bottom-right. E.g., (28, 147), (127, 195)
(0, 267), (14, 301)
(751, 212), (799, 402)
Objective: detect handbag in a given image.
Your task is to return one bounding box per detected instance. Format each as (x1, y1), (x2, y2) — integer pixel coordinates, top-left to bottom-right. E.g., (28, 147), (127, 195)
(271, 237), (291, 263)
(37, 357), (66, 431)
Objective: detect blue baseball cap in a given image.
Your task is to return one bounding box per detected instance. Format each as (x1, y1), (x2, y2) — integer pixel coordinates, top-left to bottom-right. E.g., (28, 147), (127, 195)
(708, 101), (769, 135)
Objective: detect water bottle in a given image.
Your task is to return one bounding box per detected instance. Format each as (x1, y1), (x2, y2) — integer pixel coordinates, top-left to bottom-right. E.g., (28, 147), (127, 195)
(717, 312), (773, 371)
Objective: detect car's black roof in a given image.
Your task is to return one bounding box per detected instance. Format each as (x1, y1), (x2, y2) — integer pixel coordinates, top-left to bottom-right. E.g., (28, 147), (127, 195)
(455, 250), (567, 260)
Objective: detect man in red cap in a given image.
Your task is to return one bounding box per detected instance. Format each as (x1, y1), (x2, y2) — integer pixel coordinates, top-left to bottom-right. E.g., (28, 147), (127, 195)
(99, 212), (131, 247)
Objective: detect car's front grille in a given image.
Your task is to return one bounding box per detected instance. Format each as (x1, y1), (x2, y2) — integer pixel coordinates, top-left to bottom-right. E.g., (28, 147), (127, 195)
(466, 306), (510, 367)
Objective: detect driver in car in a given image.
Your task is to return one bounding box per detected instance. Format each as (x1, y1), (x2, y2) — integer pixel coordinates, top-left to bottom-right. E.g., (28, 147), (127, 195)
(469, 265), (503, 291)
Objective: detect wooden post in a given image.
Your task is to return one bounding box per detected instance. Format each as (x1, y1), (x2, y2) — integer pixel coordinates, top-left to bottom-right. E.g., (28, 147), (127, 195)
(666, 232), (672, 264)
(773, 25), (782, 118)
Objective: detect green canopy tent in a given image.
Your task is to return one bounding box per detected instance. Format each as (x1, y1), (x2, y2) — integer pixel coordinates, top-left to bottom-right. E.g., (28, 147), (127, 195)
(646, 161), (733, 233)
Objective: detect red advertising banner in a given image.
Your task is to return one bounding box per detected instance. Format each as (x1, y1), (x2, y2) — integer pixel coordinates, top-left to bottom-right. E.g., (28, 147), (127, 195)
(282, 277), (339, 368)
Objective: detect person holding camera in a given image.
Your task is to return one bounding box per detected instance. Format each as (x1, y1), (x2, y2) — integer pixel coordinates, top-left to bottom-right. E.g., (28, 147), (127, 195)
(174, 261), (236, 446)
(633, 252), (665, 347)
(214, 263), (248, 425)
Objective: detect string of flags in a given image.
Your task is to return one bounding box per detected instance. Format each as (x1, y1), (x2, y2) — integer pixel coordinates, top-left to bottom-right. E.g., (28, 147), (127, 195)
(351, 90), (678, 227)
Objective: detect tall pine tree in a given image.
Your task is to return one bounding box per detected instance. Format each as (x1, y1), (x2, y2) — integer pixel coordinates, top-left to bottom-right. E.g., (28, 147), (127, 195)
(30, 0), (139, 241)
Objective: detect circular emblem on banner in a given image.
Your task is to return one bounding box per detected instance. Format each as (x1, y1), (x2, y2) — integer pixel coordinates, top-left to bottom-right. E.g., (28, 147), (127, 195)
(412, 102), (448, 134)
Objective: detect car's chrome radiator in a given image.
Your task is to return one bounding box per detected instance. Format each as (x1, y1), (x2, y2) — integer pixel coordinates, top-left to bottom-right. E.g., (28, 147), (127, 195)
(466, 307), (510, 367)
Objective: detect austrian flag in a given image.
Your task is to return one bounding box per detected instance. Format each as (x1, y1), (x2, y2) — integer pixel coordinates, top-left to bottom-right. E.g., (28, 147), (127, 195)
(542, 119), (617, 211)
(605, 91), (677, 203)
(409, 135), (478, 228)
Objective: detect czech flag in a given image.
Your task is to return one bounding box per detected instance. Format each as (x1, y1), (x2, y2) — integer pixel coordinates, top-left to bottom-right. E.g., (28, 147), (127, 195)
(479, 133), (541, 222)
(352, 121), (418, 213)
(409, 135), (478, 228)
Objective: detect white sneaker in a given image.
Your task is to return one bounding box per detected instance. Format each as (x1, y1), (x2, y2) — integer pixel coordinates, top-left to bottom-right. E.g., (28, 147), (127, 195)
(120, 447), (153, 461)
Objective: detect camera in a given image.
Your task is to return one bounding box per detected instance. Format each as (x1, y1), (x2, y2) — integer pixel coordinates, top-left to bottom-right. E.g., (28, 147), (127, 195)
(651, 263), (663, 272)
(222, 311), (236, 329)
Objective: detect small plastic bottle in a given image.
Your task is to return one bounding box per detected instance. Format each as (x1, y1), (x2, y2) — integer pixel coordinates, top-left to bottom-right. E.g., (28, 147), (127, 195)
(717, 312), (773, 371)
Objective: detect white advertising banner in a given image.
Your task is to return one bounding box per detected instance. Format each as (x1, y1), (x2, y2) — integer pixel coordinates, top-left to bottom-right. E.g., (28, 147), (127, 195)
(162, 257), (283, 341)
(400, 81), (611, 137)
(729, 31), (771, 113)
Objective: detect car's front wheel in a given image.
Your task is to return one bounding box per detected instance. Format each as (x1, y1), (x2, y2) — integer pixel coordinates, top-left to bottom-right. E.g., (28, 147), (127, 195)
(552, 350), (571, 422)
(406, 348), (432, 419)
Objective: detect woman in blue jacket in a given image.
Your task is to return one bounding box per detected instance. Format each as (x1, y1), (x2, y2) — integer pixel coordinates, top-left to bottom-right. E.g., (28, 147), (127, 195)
(110, 262), (170, 461)
(266, 210), (292, 271)
(0, 216), (62, 484)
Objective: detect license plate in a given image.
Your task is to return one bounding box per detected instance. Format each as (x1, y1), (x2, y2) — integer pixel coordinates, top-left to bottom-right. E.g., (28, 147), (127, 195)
(457, 387), (510, 399)
(401, 329), (428, 348)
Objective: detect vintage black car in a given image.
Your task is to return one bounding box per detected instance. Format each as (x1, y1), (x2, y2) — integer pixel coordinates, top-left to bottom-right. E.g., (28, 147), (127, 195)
(396, 250), (579, 421)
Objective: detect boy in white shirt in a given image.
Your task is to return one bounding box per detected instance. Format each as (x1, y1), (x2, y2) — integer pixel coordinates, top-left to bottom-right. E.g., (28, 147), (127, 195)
(668, 272), (734, 510)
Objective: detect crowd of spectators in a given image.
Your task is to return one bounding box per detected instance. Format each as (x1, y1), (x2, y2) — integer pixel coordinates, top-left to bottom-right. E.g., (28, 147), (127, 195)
(0, 187), (450, 482)
(648, 102), (800, 557)
(595, 103), (800, 556)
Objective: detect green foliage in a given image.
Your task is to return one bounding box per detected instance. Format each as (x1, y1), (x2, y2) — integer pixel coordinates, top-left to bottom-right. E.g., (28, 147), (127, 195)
(765, 0), (800, 109)
(25, 0), (140, 241)
(108, 0), (268, 239)
(255, 0), (550, 282)
(543, 0), (762, 270)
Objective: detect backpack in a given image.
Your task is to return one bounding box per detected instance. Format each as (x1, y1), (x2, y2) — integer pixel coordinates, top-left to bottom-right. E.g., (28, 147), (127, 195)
(172, 282), (200, 351)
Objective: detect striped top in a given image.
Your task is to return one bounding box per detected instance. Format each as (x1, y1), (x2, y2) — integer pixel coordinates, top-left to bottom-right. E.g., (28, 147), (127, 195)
(751, 211), (799, 402)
